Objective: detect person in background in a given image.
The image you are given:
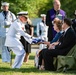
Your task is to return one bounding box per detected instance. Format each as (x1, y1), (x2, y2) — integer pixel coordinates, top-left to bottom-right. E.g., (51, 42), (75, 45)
(20, 11), (34, 63)
(37, 14), (48, 51)
(34, 14), (48, 68)
(72, 10), (76, 33)
(0, 2), (16, 63)
(5, 11), (33, 68)
(46, 0), (66, 42)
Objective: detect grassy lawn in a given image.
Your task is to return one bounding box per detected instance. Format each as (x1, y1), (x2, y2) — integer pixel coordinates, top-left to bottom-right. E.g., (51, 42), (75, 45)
(0, 53), (76, 75)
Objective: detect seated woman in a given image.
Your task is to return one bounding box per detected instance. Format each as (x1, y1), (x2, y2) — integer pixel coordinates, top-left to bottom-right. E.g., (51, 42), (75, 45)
(35, 18), (63, 69)
(39, 18), (76, 71)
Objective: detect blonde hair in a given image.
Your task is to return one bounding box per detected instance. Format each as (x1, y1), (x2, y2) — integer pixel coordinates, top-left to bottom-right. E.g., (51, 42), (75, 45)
(27, 18), (32, 25)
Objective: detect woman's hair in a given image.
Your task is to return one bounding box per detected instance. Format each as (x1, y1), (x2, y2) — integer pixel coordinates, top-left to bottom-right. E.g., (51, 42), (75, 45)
(53, 18), (63, 30)
(27, 18), (32, 25)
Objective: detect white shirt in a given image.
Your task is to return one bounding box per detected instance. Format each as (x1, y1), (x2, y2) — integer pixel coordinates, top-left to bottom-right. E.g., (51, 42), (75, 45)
(64, 27), (70, 33)
(0, 11), (16, 37)
(37, 21), (48, 38)
(5, 19), (32, 48)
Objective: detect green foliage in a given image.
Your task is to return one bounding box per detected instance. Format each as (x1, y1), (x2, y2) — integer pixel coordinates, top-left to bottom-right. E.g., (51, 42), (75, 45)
(0, 0), (76, 18)
(60, 0), (76, 18)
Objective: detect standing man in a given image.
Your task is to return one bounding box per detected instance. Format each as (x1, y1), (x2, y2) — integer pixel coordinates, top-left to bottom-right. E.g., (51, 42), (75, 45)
(0, 2), (16, 63)
(46, 0), (66, 41)
(34, 14), (48, 68)
(5, 11), (33, 68)
(37, 14), (48, 50)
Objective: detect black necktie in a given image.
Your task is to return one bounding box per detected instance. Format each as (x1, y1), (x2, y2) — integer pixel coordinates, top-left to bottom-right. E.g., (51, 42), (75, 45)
(62, 31), (65, 36)
(3, 11), (8, 19)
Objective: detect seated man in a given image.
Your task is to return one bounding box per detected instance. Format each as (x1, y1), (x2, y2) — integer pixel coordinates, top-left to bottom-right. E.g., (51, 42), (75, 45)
(39, 18), (76, 71)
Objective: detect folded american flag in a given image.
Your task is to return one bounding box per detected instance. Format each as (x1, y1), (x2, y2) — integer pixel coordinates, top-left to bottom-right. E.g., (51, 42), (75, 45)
(32, 38), (44, 44)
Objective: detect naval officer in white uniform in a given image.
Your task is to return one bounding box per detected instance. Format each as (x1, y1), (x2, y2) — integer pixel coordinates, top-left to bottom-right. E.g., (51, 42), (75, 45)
(0, 2), (16, 63)
(5, 11), (32, 68)
(34, 14), (48, 68)
(37, 14), (48, 50)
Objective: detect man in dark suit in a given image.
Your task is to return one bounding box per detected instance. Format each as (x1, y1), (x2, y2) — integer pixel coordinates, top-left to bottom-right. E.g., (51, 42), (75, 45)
(39, 18), (76, 71)
(46, 0), (66, 41)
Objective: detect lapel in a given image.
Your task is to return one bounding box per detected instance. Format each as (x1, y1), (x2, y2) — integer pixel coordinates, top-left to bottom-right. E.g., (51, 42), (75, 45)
(58, 28), (71, 42)
(63, 27), (71, 37)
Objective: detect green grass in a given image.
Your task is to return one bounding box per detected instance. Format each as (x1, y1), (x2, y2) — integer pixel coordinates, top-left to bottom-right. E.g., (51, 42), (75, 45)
(0, 53), (76, 75)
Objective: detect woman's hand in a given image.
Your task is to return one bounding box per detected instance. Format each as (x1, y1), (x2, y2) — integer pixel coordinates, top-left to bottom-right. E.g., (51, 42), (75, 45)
(48, 44), (55, 49)
(48, 42), (59, 49)
(42, 41), (50, 45)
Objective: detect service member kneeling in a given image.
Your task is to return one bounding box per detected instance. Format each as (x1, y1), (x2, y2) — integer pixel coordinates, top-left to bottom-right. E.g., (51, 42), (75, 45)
(5, 11), (34, 68)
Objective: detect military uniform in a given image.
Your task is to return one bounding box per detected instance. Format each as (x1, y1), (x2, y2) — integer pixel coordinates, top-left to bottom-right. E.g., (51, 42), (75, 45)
(5, 12), (32, 68)
(0, 2), (16, 62)
(37, 14), (48, 50)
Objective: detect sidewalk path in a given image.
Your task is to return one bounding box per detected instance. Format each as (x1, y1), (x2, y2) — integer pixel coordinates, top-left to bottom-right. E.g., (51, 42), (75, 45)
(31, 44), (39, 53)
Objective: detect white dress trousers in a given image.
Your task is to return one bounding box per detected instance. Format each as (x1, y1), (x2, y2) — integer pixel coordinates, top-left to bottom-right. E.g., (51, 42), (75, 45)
(5, 19), (32, 68)
(0, 11), (16, 62)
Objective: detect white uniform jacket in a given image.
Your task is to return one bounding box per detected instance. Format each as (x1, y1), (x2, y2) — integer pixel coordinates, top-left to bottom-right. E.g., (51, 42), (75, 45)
(0, 11), (16, 37)
(37, 21), (48, 41)
(5, 19), (32, 50)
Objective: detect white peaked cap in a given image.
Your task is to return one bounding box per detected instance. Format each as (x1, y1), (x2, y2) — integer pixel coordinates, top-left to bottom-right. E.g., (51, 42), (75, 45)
(40, 14), (46, 17)
(17, 11), (28, 18)
(17, 11), (28, 15)
(2, 2), (9, 6)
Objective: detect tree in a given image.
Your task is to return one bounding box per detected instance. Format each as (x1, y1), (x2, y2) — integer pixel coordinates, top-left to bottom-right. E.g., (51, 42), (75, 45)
(0, 0), (76, 18)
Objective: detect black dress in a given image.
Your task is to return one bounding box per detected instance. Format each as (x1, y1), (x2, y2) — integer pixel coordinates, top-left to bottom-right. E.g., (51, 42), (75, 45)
(20, 23), (33, 53)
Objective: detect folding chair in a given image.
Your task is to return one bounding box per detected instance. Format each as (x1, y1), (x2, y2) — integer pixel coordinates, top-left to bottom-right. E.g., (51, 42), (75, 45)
(53, 44), (76, 72)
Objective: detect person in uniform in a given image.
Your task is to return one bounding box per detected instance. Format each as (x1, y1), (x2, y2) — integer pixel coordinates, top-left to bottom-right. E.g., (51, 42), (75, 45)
(0, 2), (16, 63)
(5, 11), (33, 68)
(46, 0), (66, 41)
(34, 14), (48, 68)
(20, 11), (34, 63)
(37, 14), (48, 50)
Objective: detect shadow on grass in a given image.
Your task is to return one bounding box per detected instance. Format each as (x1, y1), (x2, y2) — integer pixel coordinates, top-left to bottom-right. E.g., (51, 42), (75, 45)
(0, 67), (76, 74)
(0, 54), (76, 74)
(29, 55), (35, 60)
(0, 67), (49, 73)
